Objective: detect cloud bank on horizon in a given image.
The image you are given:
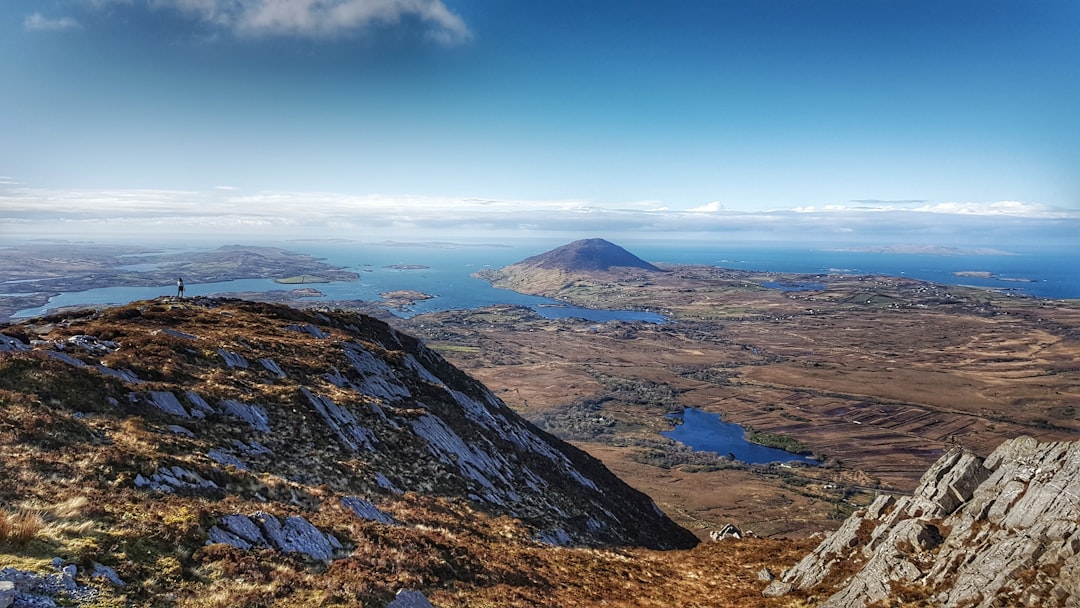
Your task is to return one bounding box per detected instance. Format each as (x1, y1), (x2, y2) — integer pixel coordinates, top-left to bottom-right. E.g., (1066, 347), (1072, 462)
(3, 183), (1077, 248)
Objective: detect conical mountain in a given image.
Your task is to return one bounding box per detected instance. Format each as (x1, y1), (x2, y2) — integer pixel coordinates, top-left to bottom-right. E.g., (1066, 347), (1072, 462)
(517, 238), (661, 272)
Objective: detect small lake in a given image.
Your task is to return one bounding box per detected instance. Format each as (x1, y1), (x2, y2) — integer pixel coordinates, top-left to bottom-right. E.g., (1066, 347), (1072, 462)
(661, 408), (819, 465)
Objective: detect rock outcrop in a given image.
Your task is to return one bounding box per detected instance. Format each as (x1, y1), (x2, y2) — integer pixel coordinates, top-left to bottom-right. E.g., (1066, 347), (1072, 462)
(765, 436), (1080, 607)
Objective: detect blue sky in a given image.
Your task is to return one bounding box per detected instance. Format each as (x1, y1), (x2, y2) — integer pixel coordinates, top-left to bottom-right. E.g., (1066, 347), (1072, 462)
(2, 0), (1079, 245)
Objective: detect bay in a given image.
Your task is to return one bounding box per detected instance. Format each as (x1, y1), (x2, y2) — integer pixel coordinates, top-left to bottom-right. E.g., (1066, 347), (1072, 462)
(9, 240), (1080, 321)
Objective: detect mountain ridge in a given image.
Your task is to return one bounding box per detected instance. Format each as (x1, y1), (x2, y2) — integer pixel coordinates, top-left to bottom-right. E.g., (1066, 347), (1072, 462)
(0, 297), (694, 549)
(0, 297), (717, 606)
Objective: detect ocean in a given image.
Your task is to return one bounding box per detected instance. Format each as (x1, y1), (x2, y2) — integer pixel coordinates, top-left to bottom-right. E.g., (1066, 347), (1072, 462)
(9, 241), (1080, 320)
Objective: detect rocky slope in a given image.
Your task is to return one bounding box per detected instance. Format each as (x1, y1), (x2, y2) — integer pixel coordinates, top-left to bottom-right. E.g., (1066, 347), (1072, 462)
(764, 436), (1080, 606)
(0, 297), (713, 606)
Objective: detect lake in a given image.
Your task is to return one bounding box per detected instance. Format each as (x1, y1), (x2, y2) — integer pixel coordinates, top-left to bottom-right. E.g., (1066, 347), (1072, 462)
(661, 408), (820, 465)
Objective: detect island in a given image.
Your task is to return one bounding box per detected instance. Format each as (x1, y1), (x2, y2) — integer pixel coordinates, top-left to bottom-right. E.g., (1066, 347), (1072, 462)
(274, 275), (332, 284)
(379, 290), (435, 310)
(384, 264), (430, 270)
(954, 270), (1034, 282)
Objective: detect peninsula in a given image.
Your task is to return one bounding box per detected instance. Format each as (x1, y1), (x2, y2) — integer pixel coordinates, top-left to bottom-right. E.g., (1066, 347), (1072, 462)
(0, 243), (359, 322)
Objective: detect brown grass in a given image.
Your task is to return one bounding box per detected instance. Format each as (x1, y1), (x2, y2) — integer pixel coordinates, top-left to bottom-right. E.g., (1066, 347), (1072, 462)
(0, 510), (44, 548)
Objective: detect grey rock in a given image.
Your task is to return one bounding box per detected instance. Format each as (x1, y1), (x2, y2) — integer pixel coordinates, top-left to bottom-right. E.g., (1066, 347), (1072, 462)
(232, 440), (272, 457)
(767, 439), (1080, 607)
(285, 324), (329, 339)
(259, 357), (286, 378)
(375, 472), (404, 495)
(135, 466), (219, 493)
(218, 399), (270, 432)
(301, 387), (376, 451)
(385, 589), (435, 608)
(153, 328), (198, 341)
(43, 350), (85, 367)
(206, 525), (253, 550)
(761, 580), (793, 597)
(0, 564), (101, 606)
(709, 523), (742, 541)
(90, 563), (126, 587)
(217, 349), (248, 368)
(218, 514), (266, 546)
(0, 581), (13, 608)
(0, 334), (29, 352)
(146, 391), (190, 418)
(254, 512), (337, 562)
(341, 496), (395, 525)
(533, 528), (574, 546)
(206, 449), (247, 470)
(207, 512), (341, 562)
(757, 567), (775, 582)
(64, 335), (118, 355)
(95, 365), (142, 383)
(184, 391), (214, 418)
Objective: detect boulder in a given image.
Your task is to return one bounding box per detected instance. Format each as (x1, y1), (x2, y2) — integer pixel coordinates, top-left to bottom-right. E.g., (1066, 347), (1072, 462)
(206, 512), (343, 562)
(0, 581), (14, 608)
(709, 523), (742, 541)
(385, 589), (435, 608)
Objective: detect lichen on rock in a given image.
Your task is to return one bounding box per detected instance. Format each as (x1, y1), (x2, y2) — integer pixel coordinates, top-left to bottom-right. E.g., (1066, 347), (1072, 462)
(765, 437), (1080, 607)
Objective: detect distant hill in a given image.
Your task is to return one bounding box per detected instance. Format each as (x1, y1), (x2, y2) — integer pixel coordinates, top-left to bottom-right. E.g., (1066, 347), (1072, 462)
(474, 239), (663, 297)
(516, 238), (661, 272)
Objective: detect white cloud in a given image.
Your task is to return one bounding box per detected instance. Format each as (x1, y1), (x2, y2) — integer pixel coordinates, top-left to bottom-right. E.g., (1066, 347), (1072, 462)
(132, 0), (470, 42)
(3, 184), (1078, 248)
(24, 13), (81, 31)
(787, 200), (1079, 219)
(911, 201), (1072, 218)
(687, 201), (724, 213)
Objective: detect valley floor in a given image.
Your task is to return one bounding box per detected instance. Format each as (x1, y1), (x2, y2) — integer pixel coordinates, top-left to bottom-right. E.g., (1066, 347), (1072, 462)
(398, 267), (1080, 539)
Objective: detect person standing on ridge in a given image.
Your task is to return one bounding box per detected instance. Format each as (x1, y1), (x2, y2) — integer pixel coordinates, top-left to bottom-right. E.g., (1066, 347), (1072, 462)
(177, 277), (185, 298)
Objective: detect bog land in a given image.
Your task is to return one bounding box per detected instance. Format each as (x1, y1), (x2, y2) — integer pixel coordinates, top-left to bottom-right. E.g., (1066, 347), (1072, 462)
(396, 263), (1080, 538)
